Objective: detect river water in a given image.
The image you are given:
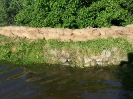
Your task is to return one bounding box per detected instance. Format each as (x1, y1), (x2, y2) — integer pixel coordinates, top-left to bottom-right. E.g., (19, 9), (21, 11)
(0, 64), (133, 99)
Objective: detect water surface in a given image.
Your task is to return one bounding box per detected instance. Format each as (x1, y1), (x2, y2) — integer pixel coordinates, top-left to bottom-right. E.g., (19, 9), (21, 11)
(0, 64), (133, 99)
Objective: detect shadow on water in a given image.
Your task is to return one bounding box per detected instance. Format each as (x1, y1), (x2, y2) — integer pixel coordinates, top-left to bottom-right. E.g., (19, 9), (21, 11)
(119, 52), (133, 67)
(0, 58), (133, 99)
(118, 52), (133, 99)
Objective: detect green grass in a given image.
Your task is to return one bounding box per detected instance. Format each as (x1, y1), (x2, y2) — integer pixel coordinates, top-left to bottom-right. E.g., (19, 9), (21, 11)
(0, 34), (133, 67)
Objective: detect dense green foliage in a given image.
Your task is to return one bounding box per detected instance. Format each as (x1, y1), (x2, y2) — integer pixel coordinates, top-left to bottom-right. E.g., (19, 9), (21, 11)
(0, 0), (133, 28)
(0, 0), (23, 26)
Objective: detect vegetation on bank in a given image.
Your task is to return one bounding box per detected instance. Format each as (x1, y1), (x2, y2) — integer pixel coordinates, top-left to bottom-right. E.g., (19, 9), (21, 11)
(0, 0), (133, 28)
(0, 34), (132, 67)
(0, 0), (133, 91)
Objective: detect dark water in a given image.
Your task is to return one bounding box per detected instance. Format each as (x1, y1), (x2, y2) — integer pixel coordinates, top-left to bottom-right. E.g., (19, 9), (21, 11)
(0, 64), (133, 99)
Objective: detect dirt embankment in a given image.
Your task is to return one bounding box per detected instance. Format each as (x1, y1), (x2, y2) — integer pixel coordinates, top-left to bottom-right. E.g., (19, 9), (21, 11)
(0, 25), (133, 42)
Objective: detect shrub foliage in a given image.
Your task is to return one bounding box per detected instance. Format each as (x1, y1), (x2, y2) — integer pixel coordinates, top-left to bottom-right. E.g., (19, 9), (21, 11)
(0, 0), (133, 28)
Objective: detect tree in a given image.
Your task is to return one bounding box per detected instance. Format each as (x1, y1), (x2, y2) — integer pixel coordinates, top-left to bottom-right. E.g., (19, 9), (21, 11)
(0, 0), (9, 26)
(77, 0), (133, 28)
(0, 0), (23, 26)
(15, 0), (50, 27)
(15, 0), (133, 28)
(8, 0), (23, 25)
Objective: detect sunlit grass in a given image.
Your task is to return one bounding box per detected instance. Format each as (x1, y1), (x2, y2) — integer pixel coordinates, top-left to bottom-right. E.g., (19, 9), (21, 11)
(0, 34), (132, 67)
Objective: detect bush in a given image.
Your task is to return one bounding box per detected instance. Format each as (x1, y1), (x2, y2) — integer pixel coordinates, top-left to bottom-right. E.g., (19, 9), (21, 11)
(0, 0), (23, 26)
(77, 0), (133, 28)
(0, 0), (133, 28)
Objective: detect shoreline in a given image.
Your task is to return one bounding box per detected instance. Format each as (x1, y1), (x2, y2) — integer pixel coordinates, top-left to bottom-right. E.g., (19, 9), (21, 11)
(0, 33), (132, 67)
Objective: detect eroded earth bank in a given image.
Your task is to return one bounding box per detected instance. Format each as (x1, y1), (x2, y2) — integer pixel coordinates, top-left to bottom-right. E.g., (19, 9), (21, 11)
(0, 25), (133, 67)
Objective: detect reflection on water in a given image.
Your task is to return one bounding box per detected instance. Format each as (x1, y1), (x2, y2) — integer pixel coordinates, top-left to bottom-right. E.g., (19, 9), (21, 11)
(0, 65), (40, 99)
(0, 64), (133, 99)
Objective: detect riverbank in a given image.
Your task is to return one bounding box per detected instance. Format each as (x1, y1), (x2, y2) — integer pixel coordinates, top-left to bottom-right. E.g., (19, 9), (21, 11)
(0, 34), (132, 67)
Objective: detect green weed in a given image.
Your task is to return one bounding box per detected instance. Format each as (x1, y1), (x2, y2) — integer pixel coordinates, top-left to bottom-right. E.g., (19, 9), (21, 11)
(0, 35), (132, 67)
